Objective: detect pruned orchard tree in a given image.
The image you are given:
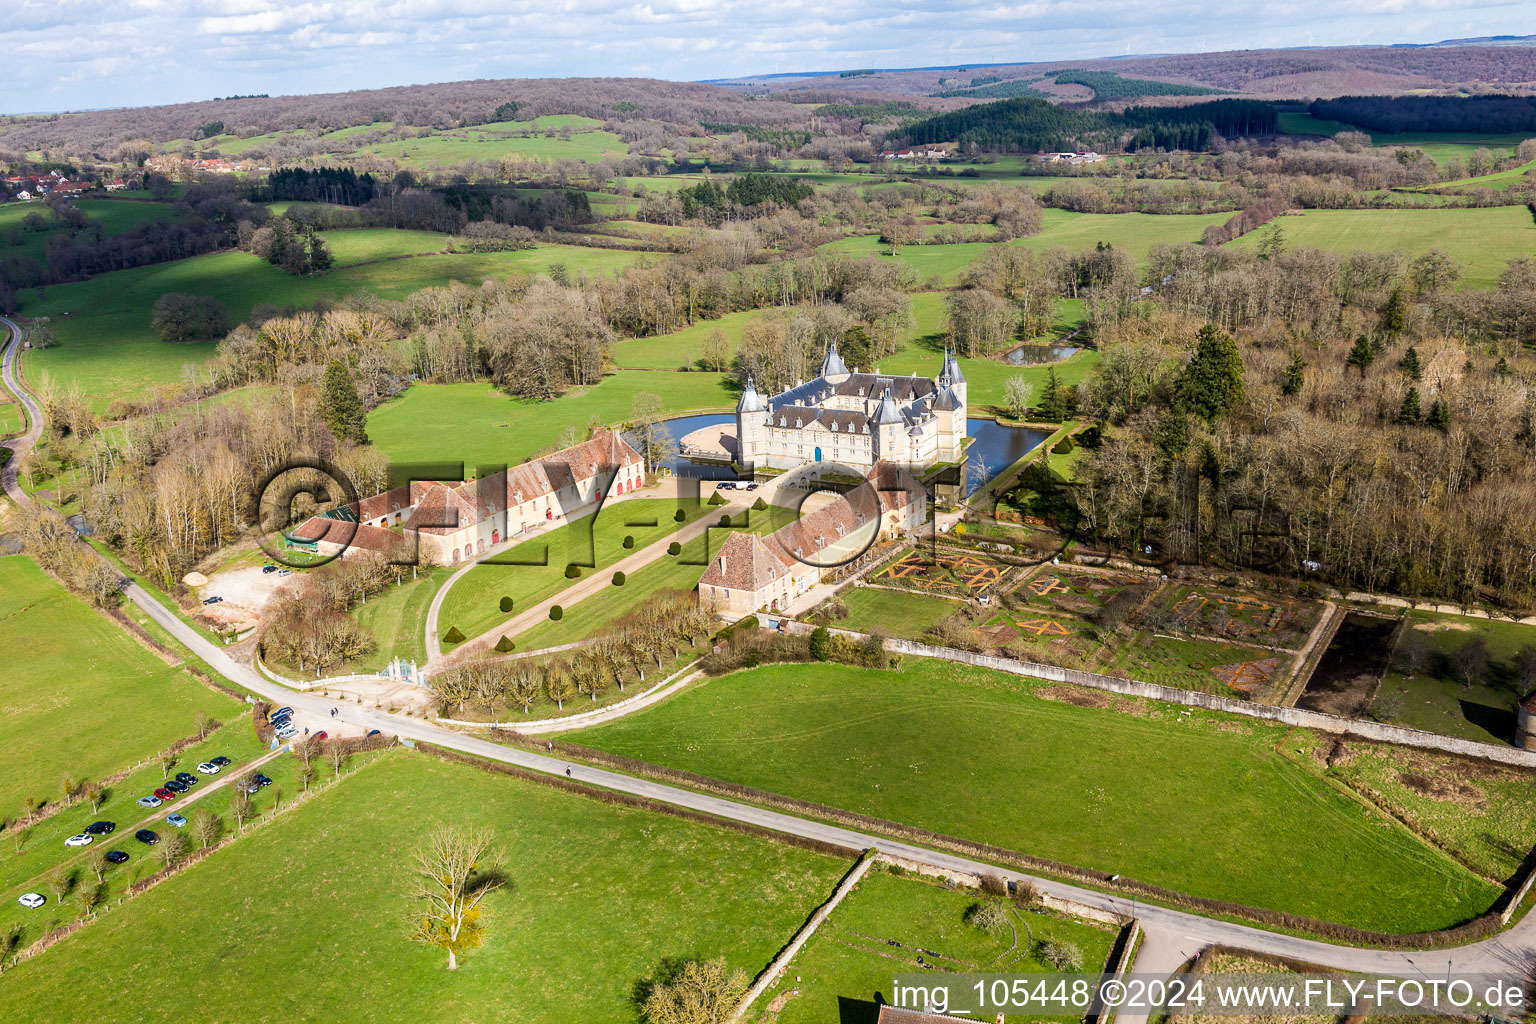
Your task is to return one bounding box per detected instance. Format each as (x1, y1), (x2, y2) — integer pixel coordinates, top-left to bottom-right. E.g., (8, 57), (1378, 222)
(410, 824), (506, 971)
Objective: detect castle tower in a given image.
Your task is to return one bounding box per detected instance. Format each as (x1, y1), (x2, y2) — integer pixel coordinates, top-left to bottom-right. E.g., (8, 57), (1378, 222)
(941, 348), (968, 412)
(736, 375), (767, 466)
(819, 338), (851, 384)
(871, 384), (905, 462)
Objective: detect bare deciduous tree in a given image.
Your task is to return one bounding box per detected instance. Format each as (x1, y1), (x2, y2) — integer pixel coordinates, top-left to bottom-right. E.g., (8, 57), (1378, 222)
(410, 824), (506, 971)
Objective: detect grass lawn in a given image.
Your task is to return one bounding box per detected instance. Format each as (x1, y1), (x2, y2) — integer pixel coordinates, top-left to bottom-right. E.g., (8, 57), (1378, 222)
(349, 566), (452, 671)
(0, 197), (177, 266)
(1421, 157), (1536, 192)
(570, 658), (1498, 932)
(1012, 208), (1231, 265)
(0, 556), (244, 816)
(757, 868), (1118, 1024)
(0, 717), (275, 941)
(1227, 207), (1536, 288)
(367, 373), (734, 471)
(0, 397), (26, 435)
(1277, 114), (1531, 163)
(19, 240), (656, 412)
(611, 308), (767, 369)
(1371, 610), (1536, 743)
(358, 116), (627, 167)
(509, 503), (796, 650)
(830, 586), (964, 640)
(0, 751), (850, 1024)
(436, 496), (712, 650)
(1326, 740), (1536, 883)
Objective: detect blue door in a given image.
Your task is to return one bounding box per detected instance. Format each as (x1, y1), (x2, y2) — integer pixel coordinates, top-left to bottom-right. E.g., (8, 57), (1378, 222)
(814, 446), (822, 461)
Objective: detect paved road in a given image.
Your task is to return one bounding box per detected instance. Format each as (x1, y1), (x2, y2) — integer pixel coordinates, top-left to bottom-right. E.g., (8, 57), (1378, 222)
(6, 318), (1536, 982)
(427, 491), (748, 667)
(1, 315), (44, 501)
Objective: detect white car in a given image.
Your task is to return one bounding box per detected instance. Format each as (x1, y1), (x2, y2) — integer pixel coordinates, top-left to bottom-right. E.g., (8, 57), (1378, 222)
(17, 893), (45, 909)
(136, 795), (162, 808)
(196, 762), (220, 775)
(64, 833), (94, 847)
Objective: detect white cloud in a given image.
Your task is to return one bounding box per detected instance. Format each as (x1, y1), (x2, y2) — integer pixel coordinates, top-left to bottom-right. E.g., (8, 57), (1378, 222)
(0, 0), (1529, 111)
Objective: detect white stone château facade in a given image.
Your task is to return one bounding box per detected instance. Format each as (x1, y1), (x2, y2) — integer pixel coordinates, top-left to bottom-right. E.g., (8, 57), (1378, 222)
(734, 341), (967, 472)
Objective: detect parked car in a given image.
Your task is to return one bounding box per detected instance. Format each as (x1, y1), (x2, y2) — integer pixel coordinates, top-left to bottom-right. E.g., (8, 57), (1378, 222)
(269, 707), (294, 721)
(136, 795), (162, 809)
(211, 756), (232, 767)
(201, 595), (223, 605)
(261, 564), (278, 574)
(64, 833), (93, 847)
(195, 762), (220, 775)
(174, 771), (198, 785)
(745, 483), (759, 490)
(276, 725), (298, 740)
(366, 730), (381, 738)
(253, 774), (273, 788)
(717, 481), (736, 490)
(83, 821), (116, 835)
(164, 779), (188, 793)
(135, 829), (159, 845)
(153, 787), (176, 801)
(313, 731), (328, 740)
(276, 569), (293, 576)
(17, 893), (45, 909)
(104, 851), (129, 865)
(166, 814), (188, 828)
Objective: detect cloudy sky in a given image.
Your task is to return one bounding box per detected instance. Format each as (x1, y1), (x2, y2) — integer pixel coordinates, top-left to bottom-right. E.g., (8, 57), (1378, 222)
(5, 0), (1531, 113)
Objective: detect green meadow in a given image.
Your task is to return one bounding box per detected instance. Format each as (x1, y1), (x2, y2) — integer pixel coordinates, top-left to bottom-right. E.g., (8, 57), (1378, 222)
(0, 751), (849, 1024)
(571, 658), (1499, 932)
(0, 556), (242, 815)
(19, 238), (656, 411)
(1227, 206), (1536, 288)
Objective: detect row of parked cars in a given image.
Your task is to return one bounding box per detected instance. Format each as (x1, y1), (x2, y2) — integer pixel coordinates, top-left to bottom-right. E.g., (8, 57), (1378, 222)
(716, 481), (759, 491)
(270, 706), (298, 740)
(19, 754), (260, 909)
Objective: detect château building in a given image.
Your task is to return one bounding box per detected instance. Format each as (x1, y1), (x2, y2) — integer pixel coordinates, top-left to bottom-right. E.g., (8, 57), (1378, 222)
(734, 341), (967, 473)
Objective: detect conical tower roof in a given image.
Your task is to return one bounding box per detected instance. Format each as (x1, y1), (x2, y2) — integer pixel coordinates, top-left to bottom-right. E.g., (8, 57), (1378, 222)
(819, 339), (849, 378)
(736, 375), (766, 414)
(942, 347), (966, 384)
(871, 385), (903, 426)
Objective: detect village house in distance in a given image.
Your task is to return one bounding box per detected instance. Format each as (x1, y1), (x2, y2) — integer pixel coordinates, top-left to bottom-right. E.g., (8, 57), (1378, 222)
(729, 341), (968, 473)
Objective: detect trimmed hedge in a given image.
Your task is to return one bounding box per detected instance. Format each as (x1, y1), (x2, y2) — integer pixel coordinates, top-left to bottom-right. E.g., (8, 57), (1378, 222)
(612, 571), (626, 586)
(708, 491), (727, 506)
(564, 564), (581, 579)
(622, 535), (635, 549)
(752, 497), (768, 511)
(718, 514), (733, 527)
(674, 508), (687, 522)
(494, 635), (515, 653)
(549, 605), (563, 621)
(667, 541), (682, 556)
(443, 626), (466, 644)
(499, 596), (514, 613)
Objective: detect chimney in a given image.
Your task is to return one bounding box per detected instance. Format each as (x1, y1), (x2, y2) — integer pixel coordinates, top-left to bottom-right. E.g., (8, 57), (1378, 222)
(719, 556), (727, 576)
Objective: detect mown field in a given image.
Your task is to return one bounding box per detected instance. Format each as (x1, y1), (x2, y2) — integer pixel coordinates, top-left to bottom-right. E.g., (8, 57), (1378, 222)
(1372, 610), (1536, 743)
(367, 374), (734, 471)
(0, 751), (851, 1024)
(570, 657), (1500, 932)
(1226, 206), (1536, 288)
(434, 496), (713, 650)
(829, 586), (963, 640)
(0, 556), (243, 815)
(19, 236), (656, 411)
(0, 197), (177, 266)
(506, 501), (797, 651)
(1277, 114), (1533, 163)
(758, 867), (1119, 1024)
(357, 115), (628, 167)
